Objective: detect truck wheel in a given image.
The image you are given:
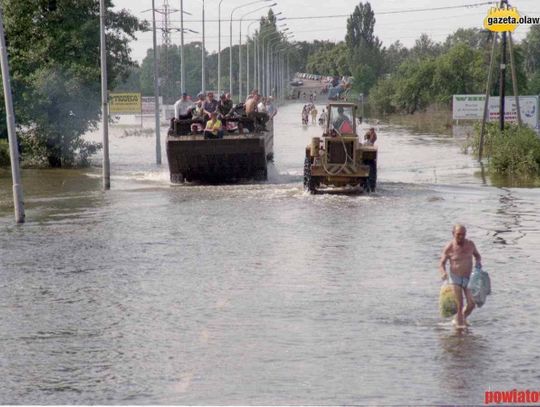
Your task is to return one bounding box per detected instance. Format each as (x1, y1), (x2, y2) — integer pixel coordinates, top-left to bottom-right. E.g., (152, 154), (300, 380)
(303, 156), (316, 193)
(254, 168), (268, 181)
(171, 173), (184, 183)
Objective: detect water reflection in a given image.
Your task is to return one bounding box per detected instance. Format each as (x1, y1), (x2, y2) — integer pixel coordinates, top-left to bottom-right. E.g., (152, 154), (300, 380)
(437, 329), (493, 399)
(2, 104), (540, 404)
(493, 189), (525, 246)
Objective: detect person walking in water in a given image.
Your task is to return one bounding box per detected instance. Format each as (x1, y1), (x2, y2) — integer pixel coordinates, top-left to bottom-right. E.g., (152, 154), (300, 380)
(439, 224), (482, 327)
(310, 105), (318, 124)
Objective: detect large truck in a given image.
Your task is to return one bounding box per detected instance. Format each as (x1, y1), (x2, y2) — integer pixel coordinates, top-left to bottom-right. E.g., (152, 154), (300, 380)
(166, 114), (273, 184)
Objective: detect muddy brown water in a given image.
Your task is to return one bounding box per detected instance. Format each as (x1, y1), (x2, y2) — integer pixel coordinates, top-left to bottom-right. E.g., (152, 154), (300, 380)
(1, 103), (540, 404)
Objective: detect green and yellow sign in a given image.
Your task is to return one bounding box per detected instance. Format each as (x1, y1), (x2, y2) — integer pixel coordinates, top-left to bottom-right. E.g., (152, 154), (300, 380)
(109, 93), (142, 114)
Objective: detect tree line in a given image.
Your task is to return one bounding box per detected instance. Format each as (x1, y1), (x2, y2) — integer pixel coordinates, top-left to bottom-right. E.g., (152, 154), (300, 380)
(121, 2), (540, 116)
(0, 0), (145, 167)
(2, 1), (540, 168)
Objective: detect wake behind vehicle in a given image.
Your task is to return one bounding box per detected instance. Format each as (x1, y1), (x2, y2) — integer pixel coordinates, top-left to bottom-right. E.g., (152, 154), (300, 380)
(303, 102), (377, 193)
(166, 106), (273, 183)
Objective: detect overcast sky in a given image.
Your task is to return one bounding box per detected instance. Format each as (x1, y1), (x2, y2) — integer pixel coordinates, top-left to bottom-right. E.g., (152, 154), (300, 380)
(111, 0), (540, 63)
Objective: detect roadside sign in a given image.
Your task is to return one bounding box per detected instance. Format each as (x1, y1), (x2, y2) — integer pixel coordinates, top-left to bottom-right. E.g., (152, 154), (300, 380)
(453, 94), (539, 131)
(142, 96), (163, 115)
(109, 93), (142, 114)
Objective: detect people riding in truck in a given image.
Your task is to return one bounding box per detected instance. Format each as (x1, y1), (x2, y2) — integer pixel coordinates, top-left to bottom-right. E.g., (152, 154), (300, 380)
(203, 92), (219, 118)
(174, 92), (194, 120)
(203, 112), (224, 139)
(245, 94), (268, 131)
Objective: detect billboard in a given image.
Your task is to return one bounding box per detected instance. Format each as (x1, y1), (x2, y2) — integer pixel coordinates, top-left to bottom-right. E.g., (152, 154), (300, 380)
(452, 94), (539, 130)
(109, 93), (142, 114)
(142, 96), (163, 115)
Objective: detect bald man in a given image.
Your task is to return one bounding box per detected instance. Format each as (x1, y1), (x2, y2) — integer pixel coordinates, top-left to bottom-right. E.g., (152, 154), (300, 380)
(439, 224), (482, 327)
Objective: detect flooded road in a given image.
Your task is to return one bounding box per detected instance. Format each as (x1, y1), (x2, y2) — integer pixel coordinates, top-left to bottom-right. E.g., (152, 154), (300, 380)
(1, 103), (540, 404)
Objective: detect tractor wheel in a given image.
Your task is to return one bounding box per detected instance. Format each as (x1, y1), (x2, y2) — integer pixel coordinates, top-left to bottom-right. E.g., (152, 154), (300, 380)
(363, 159), (377, 192)
(303, 156), (317, 193)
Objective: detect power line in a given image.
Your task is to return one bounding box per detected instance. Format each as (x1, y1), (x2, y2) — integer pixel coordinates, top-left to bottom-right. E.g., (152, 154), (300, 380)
(162, 1), (498, 23)
(375, 1), (496, 15)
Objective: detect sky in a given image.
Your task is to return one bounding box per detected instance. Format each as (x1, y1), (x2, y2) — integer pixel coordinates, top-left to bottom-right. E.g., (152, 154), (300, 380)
(111, 0), (540, 63)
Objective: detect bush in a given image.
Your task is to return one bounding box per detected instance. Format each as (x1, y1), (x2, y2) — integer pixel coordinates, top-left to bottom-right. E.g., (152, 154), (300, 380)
(467, 123), (540, 176)
(0, 139), (10, 167)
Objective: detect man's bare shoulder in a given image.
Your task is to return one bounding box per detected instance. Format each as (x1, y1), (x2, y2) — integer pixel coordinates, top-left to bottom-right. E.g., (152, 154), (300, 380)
(464, 239), (477, 249)
(442, 241), (453, 254)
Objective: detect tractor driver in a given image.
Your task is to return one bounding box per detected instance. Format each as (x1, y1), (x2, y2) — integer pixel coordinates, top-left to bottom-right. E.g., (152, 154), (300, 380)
(332, 106), (353, 134)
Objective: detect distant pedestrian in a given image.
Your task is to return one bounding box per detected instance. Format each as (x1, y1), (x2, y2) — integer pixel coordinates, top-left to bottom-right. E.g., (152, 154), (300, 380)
(310, 106), (318, 124)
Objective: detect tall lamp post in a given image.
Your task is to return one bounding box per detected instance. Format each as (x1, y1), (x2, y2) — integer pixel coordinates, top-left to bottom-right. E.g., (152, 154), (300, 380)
(99, 0), (114, 176)
(218, 0), (226, 95)
(0, 5), (24, 223)
(200, 0), (206, 93)
(246, 20), (258, 95)
(151, 0), (161, 165)
(274, 41), (291, 101)
(256, 27), (284, 95)
(179, 0), (191, 94)
(239, 4), (276, 100)
(263, 29), (286, 96)
(230, 0), (272, 99)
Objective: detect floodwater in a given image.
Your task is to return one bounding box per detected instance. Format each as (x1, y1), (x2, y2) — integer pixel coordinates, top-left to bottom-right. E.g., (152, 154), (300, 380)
(1, 103), (540, 405)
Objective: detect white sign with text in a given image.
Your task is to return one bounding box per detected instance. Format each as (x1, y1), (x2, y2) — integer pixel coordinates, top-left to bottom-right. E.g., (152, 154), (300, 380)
(452, 94), (539, 130)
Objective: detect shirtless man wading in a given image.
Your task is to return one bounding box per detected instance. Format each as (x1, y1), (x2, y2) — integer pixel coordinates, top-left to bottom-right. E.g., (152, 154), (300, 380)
(439, 224), (482, 327)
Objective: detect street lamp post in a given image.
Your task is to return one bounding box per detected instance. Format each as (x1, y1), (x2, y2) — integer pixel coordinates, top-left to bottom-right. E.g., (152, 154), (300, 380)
(239, 4), (276, 100)
(201, 0), (206, 93)
(0, 5), (24, 223)
(180, 0), (185, 93)
(152, 0), (161, 165)
(230, 0), (272, 99)
(218, 0), (225, 95)
(263, 30), (286, 96)
(246, 21), (258, 95)
(274, 43), (289, 101)
(99, 0), (114, 180)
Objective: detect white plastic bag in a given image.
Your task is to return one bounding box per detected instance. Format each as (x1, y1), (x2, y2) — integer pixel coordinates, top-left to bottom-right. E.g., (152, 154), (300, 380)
(467, 266), (491, 308)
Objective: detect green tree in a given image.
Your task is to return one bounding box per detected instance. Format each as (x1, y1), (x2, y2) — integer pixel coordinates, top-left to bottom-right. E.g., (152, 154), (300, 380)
(443, 28), (491, 51)
(0, 0), (146, 167)
(432, 43), (486, 104)
(369, 77), (396, 115)
(113, 65), (141, 93)
(410, 33), (442, 60)
(523, 25), (540, 75)
(528, 71), (540, 94)
(306, 42), (349, 76)
(345, 2), (383, 93)
(393, 58), (436, 114)
(382, 40), (409, 74)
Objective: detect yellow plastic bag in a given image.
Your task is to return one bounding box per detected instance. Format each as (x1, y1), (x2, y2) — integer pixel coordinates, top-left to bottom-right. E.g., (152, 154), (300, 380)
(439, 283), (457, 318)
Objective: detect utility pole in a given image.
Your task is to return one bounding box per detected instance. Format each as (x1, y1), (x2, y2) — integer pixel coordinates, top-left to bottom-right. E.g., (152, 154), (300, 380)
(152, 0), (161, 165)
(180, 0), (185, 94)
(99, 0), (111, 188)
(508, 32), (522, 126)
(479, 32), (498, 162)
(499, 29), (507, 131)
(0, 5), (25, 223)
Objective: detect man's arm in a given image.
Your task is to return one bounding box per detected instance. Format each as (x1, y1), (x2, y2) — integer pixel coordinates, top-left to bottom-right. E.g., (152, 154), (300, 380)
(439, 244), (450, 280)
(472, 242), (482, 268)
